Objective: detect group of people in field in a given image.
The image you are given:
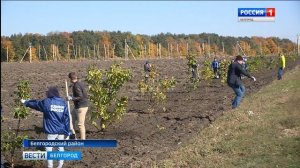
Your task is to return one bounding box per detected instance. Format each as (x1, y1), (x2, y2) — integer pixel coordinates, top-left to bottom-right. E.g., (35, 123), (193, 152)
(5, 53), (285, 168)
(144, 53), (286, 109)
(229, 54), (285, 108)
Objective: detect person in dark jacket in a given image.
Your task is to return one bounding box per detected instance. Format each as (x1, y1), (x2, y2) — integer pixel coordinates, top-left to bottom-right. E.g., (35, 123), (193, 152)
(144, 61), (152, 82)
(189, 59), (198, 80)
(67, 72), (89, 140)
(22, 86), (69, 168)
(211, 58), (220, 79)
(227, 55), (256, 109)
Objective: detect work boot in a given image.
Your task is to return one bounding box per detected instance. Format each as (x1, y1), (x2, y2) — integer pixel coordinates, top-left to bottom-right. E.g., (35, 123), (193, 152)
(69, 134), (76, 140)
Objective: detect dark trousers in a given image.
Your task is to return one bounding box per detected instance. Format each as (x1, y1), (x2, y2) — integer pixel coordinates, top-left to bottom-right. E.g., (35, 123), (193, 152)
(278, 68), (284, 80)
(192, 69), (197, 79)
(230, 84), (245, 109)
(213, 68), (219, 78)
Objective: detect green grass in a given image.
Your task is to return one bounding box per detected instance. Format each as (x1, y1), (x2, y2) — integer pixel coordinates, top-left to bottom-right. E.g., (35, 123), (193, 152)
(159, 65), (300, 168)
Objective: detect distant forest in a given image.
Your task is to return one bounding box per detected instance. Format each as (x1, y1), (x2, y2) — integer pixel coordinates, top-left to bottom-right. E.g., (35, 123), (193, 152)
(1, 30), (297, 62)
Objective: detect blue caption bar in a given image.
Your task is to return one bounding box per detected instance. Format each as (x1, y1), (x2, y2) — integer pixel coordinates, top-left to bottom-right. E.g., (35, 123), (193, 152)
(23, 139), (117, 148)
(23, 151), (81, 160)
(47, 151), (81, 160)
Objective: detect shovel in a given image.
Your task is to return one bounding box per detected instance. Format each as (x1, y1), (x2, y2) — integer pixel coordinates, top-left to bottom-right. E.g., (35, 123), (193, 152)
(65, 80), (74, 140)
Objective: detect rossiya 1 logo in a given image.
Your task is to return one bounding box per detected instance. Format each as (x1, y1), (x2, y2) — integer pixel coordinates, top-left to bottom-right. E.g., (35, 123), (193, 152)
(238, 8), (275, 22)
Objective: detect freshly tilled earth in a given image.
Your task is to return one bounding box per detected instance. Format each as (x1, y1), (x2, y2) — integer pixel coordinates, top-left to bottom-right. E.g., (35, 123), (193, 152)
(1, 58), (299, 168)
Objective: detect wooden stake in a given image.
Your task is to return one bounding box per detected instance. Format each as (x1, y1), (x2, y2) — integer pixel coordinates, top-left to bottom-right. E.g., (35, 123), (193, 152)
(93, 45), (96, 59)
(57, 45), (59, 60)
(127, 44), (136, 60)
(43, 46), (48, 61)
(198, 43), (201, 56)
(65, 80), (74, 139)
(67, 44), (70, 60)
(260, 42), (262, 56)
(113, 44), (115, 59)
(144, 44), (147, 59)
(170, 44), (173, 58)
(208, 36), (211, 58)
(6, 46), (8, 62)
(148, 42), (151, 58)
(88, 46), (90, 58)
(159, 43), (161, 59)
(222, 41), (225, 54)
(97, 44), (100, 59)
(83, 47), (86, 58)
(107, 44), (110, 58)
(140, 44), (142, 58)
(125, 40), (128, 60)
(19, 47), (30, 63)
(297, 34), (300, 56)
(57, 45), (61, 60)
(186, 43), (189, 56)
(167, 43), (170, 59)
(51, 44), (54, 61)
(156, 43), (159, 58)
(29, 44), (32, 63)
(104, 44), (107, 60)
(78, 46), (81, 59)
(38, 45), (41, 60)
(176, 43), (179, 57)
(75, 45), (77, 60)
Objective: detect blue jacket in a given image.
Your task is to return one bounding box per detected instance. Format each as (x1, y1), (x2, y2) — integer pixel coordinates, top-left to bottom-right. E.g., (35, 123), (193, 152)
(211, 61), (219, 69)
(24, 97), (70, 135)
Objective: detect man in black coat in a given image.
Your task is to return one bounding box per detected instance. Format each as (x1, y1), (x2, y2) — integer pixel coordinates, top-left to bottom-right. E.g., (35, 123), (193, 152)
(227, 55), (256, 109)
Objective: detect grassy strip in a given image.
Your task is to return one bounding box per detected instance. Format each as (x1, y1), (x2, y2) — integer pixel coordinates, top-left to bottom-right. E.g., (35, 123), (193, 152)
(160, 66), (300, 168)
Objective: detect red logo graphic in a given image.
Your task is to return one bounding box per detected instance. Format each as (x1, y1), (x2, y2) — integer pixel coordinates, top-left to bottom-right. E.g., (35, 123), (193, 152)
(266, 8), (275, 17)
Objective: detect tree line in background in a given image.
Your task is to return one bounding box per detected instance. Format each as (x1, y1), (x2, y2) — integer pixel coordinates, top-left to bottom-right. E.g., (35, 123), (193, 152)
(1, 30), (297, 62)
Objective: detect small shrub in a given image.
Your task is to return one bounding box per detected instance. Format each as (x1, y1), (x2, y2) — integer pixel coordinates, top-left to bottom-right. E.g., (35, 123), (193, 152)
(138, 64), (176, 112)
(1, 80), (31, 168)
(86, 63), (132, 130)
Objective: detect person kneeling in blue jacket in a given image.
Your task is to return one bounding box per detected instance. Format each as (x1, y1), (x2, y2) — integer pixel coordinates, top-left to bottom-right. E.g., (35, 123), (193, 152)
(21, 86), (70, 168)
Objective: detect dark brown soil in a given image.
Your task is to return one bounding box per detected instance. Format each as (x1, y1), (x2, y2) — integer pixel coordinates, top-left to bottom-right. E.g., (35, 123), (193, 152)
(1, 57), (299, 168)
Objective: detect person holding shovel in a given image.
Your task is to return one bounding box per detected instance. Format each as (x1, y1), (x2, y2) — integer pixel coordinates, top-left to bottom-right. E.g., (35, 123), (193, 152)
(21, 86), (69, 168)
(67, 72), (89, 140)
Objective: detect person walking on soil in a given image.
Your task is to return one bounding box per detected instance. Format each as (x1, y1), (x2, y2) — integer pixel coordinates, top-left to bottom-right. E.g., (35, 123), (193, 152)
(21, 86), (70, 168)
(144, 61), (152, 83)
(190, 60), (199, 80)
(277, 53), (286, 80)
(211, 58), (220, 79)
(227, 55), (256, 109)
(67, 72), (89, 140)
